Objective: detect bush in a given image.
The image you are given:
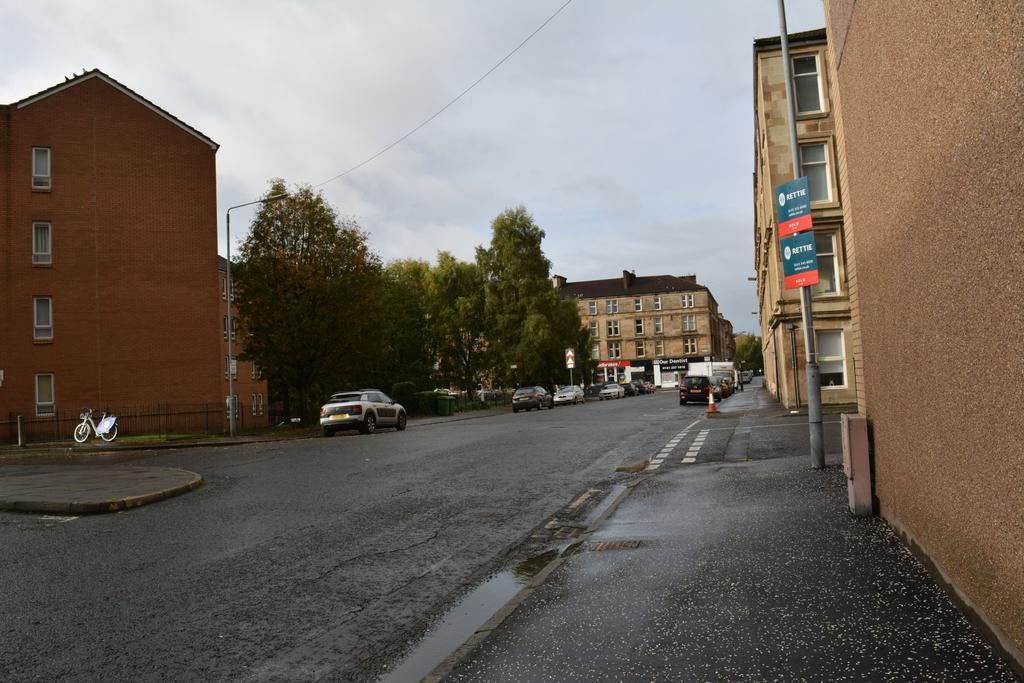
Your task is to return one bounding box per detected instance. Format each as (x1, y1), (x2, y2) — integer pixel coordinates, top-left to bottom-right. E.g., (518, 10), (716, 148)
(413, 390), (437, 416)
(391, 381), (418, 409)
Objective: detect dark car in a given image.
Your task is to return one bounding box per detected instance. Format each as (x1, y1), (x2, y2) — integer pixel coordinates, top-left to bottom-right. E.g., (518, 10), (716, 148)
(620, 381), (637, 397)
(512, 386), (554, 412)
(679, 376), (715, 405)
(584, 384), (605, 399)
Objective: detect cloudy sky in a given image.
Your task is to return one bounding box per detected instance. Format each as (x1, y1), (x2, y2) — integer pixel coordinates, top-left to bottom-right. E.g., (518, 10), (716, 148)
(0, 0), (825, 333)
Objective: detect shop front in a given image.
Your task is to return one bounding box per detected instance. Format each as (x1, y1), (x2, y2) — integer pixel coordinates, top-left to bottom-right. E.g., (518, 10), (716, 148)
(653, 358), (689, 388)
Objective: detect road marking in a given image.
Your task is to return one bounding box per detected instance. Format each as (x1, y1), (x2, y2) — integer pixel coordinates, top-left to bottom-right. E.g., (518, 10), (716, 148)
(40, 515), (78, 523)
(645, 418), (705, 472)
(682, 457), (696, 463)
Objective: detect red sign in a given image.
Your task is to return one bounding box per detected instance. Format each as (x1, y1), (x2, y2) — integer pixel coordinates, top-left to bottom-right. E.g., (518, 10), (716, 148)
(597, 361), (630, 368)
(784, 270), (820, 289)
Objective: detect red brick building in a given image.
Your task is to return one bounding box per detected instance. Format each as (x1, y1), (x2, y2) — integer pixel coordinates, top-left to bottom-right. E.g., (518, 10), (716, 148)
(218, 257), (269, 428)
(0, 70), (226, 438)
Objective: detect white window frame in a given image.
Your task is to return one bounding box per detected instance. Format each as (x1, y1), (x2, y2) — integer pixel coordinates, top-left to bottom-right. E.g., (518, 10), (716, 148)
(681, 293), (694, 308)
(590, 321), (599, 339)
(682, 314), (696, 332)
(800, 142), (833, 203)
(222, 276), (228, 300)
(684, 337), (698, 354)
(605, 299), (619, 314)
(655, 340), (665, 357)
(634, 297), (642, 312)
(653, 296), (662, 310)
(792, 53), (825, 115)
(33, 296), (53, 340)
(32, 147), (51, 189)
(607, 319), (620, 337)
(35, 373), (55, 416)
(634, 319), (644, 336)
(257, 393), (264, 416)
(591, 342), (600, 359)
(251, 393), (258, 416)
(587, 301), (597, 315)
(816, 329), (847, 389)
(608, 342), (621, 359)
(32, 222), (52, 264)
(635, 340), (646, 358)
(654, 317), (663, 334)
(813, 232), (839, 295)
(225, 356), (237, 380)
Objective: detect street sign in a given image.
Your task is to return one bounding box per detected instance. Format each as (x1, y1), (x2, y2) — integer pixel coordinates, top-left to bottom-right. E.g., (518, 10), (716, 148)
(781, 230), (820, 289)
(565, 347), (575, 369)
(775, 177), (813, 237)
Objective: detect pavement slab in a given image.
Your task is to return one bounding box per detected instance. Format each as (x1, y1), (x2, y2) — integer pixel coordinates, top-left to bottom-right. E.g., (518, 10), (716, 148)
(0, 465), (203, 513)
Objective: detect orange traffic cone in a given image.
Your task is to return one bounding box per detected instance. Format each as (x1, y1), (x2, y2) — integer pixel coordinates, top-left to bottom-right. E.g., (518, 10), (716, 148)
(707, 389), (717, 414)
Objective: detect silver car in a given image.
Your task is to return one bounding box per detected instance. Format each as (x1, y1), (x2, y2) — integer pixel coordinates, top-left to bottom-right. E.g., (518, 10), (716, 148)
(553, 386), (585, 405)
(320, 389), (407, 436)
(598, 382), (625, 400)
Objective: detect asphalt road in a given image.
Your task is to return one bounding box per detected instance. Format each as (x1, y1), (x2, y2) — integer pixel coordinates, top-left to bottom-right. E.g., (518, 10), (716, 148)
(0, 389), (705, 681)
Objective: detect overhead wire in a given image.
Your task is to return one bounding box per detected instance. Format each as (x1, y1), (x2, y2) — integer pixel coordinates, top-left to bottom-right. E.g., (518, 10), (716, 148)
(312, 0), (575, 189)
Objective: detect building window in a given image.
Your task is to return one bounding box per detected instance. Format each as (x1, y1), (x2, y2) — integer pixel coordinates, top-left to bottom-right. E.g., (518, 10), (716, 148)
(608, 342), (621, 359)
(653, 296), (662, 310)
(251, 393), (257, 416)
(591, 342), (600, 359)
(251, 362), (261, 380)
(817, 330), (846, 387)
(32, 147), (51, 189)
(587, 301), (597, 315)
(655, 340), (665, 357)
(33, 297), (53, 340)
(225, 356), (237, 379)
(814, 232), (838, 295)
(634, 297), (643, 311)
(634, 319), (644, 335)
(35, 373), (55, 416)
(800, 143), (831, 202)
(257, 393), (264, 416)
(654, 317), (663, 334)
(223, 316), (228, 340)
(635, 341), (646, 358)
(684, 337), (698, 354)
(792, 54), (823, 114)
(605, 299), (619, 314)
(681, 293), (694, 308)
(682, 314), (696, 332)
(221, 276), (228, 300)
(32, 222), (52, 264)
(590, 321), (599, 339)
(607, 319), (620, 337)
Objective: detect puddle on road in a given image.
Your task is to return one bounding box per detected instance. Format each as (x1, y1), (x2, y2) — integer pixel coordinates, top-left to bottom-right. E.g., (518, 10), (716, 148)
(378, 549), (560, 683)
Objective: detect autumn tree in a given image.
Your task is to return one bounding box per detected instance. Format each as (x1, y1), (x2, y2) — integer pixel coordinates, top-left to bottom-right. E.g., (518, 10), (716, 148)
(734, 333), (764, 373)
(427, 252), (490, 391)
(232, 180), (382, 422)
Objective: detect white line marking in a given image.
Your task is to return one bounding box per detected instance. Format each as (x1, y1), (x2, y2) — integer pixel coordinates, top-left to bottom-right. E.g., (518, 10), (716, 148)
(40, 515), (78, 523)
(682, 457), (696, 463)
(648, 463), (661, 469)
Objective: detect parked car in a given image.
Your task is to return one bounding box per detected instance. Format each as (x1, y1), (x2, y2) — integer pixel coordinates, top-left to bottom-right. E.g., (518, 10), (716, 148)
(584, 384), (605, 399)
(512, 386), (553, 412)
(644, 381), (656, 393)
(679, 376), (714, 405)
(711, 376), (732, 399)
(633, 381), (649, 395)
(320, 389), (407, 436)
(553, 385), (585, 406)
(620, 381), (637, 397)
(713, 374), (734, 398)
(741, 370), (754, 383)
(599, 382), (625, 400)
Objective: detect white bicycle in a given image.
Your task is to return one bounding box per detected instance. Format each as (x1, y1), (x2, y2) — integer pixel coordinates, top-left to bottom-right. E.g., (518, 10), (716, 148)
(73, 408), (118, 443)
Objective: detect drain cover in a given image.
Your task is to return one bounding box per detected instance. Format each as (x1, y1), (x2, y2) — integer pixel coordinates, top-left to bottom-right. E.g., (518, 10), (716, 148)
(589, 540), (642, 551)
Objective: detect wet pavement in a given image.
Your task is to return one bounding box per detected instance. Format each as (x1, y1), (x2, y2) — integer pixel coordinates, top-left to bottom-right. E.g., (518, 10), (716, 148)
(447, 386), (1020, 682)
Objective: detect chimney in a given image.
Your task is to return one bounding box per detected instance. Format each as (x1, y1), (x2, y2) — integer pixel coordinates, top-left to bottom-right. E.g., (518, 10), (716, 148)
(622, 270), (636, 289)
(680, 274), (697, 285)
(551, 274), (567, 289)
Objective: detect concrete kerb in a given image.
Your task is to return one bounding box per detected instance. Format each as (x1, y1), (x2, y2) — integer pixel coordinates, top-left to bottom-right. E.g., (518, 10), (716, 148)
(422, 481), (639, 683)
(0, 469), (204, 514)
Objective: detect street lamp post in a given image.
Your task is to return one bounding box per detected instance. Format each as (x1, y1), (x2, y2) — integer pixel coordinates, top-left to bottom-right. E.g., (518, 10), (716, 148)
(225, 193), (287, 436)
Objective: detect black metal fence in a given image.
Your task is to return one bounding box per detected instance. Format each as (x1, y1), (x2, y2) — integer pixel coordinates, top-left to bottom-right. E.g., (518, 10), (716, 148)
(2, 402), (275, 445)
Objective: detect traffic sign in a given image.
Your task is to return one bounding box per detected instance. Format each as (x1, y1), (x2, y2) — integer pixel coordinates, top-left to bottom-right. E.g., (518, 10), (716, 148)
(775, 177), (813, 237)
(565, 347), (575, 369)
(781, 230), (820, 289)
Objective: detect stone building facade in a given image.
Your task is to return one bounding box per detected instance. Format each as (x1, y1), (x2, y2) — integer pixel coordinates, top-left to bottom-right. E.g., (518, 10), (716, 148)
(753, 28), (859, 409)
(553, 271), (734, 387)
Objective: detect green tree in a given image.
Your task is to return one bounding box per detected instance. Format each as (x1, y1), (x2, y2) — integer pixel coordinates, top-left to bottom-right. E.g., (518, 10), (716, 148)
(373, 259), (436, 392)
(734, 333), (764, 373)
(427, 252), (490, 391)
(475, 206), (584, 388)
(233, 179), (382, 422)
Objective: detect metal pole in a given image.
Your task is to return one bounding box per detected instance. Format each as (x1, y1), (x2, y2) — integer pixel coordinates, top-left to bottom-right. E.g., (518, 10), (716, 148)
(777, 0), (824, 468)
(223, 192), (287, 438)
(226, 210), (235, 436)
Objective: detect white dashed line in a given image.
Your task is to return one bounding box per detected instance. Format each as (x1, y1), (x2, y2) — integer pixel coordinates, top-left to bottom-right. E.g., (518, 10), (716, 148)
(682, 457), (696, 463)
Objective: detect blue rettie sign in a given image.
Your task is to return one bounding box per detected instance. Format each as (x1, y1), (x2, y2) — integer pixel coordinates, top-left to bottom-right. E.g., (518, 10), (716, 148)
(776, 176), (813, 237)
(780, 230), (820, 289)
